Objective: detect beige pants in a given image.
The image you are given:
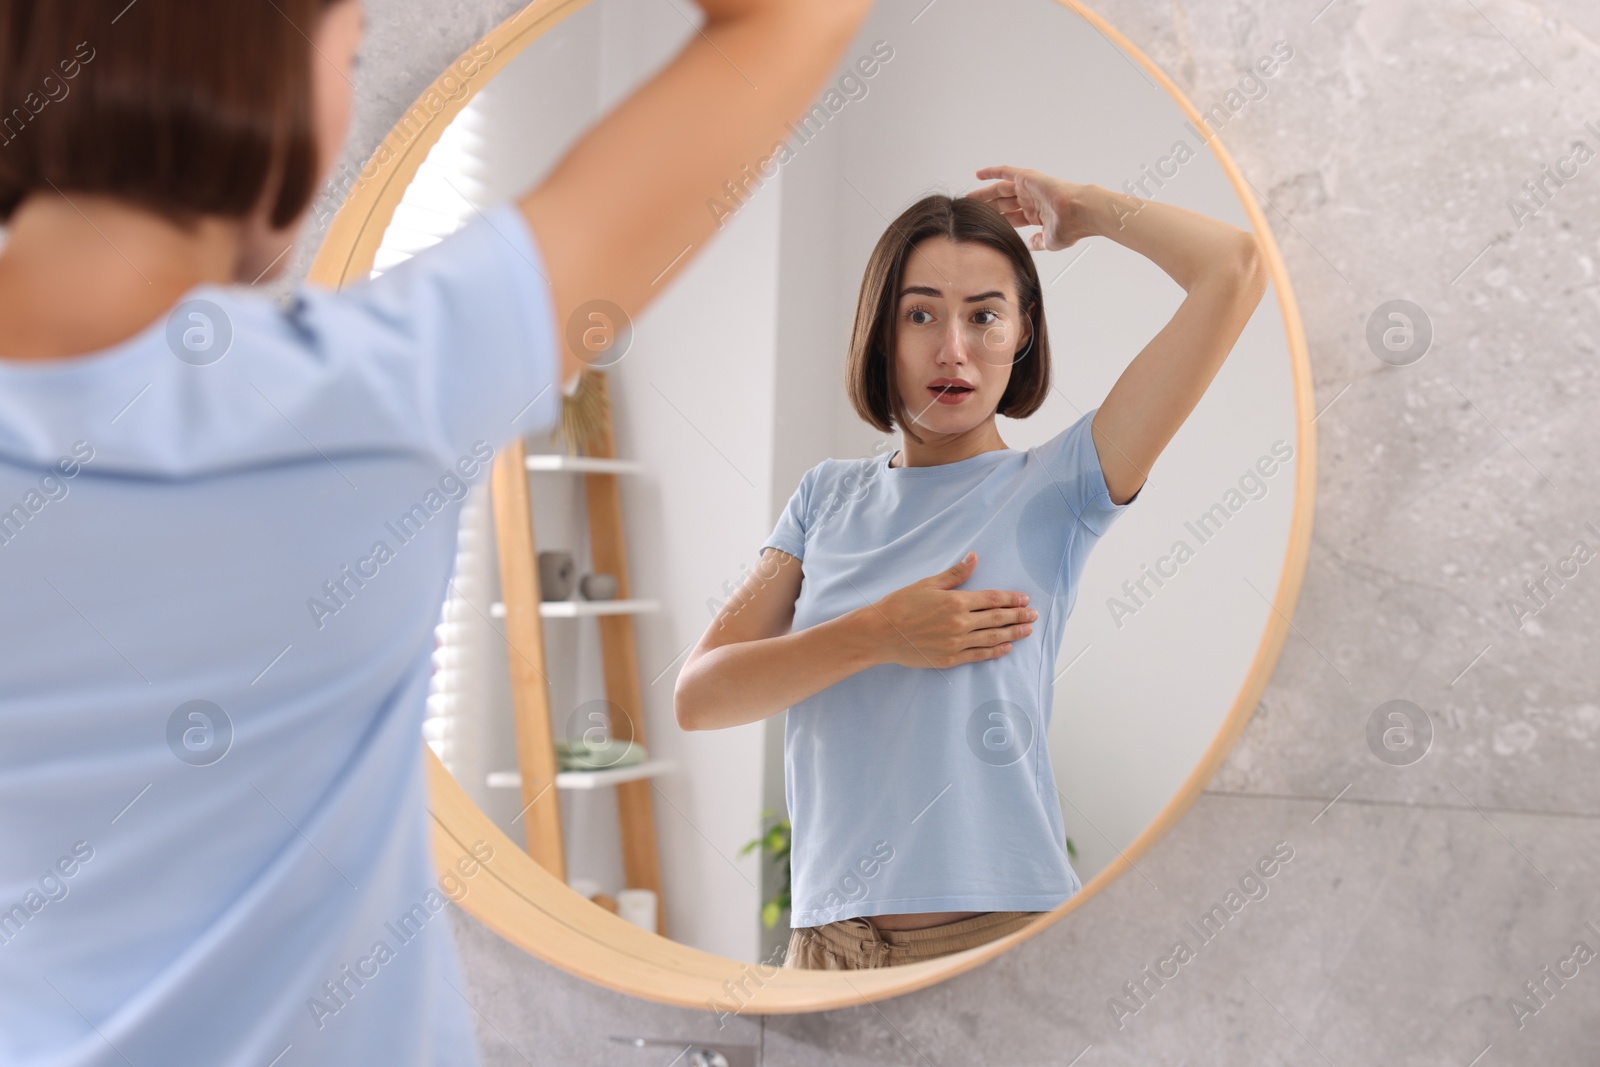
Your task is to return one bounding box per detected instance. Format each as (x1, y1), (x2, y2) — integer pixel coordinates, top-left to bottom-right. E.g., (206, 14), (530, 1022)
(782, 911), (1043, 970)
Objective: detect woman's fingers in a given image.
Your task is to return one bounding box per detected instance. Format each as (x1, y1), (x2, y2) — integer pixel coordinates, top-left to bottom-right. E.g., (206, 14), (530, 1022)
(976, 165), (1048, 200)
(959, 607), (1035, 658)
(972, 172), (1055, 234)
(971, 191), (1036, 229)
(972, 604), (1037, 631)
(967, 183), (1012, 206)
(975, 164), (1027, 182)
(874, 579), (1037, 669)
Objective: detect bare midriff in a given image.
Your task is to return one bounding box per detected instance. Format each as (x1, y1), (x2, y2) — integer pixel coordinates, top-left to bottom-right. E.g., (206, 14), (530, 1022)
(866, 910), (985, 931)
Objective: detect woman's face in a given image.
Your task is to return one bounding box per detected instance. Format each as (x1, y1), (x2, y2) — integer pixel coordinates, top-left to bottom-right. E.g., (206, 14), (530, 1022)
(238, 0), (364, 283)
(892, 235), (1033, 438)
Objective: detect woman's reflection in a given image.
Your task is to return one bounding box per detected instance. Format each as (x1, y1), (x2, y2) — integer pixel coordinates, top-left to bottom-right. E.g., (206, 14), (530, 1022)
(675, 166), (1266, 970)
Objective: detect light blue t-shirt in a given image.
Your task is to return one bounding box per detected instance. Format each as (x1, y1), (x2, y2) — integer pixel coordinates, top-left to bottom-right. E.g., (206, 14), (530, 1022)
(0, 200), (559, 1065)
(762, 410), (1141, 927)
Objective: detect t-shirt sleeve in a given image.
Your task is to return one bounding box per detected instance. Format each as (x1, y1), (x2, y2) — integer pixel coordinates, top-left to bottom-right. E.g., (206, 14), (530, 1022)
(1032, 405), (1142, 538)
(293, 199), (565, 472)
(761, 464), (822, 562)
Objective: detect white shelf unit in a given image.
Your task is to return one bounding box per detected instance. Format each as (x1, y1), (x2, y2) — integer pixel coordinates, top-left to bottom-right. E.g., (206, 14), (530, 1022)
(489, 598), (661, 619)
(525, 454), (645, 475)
(486, 759), (675, 792)
(492, 426), (668, 935)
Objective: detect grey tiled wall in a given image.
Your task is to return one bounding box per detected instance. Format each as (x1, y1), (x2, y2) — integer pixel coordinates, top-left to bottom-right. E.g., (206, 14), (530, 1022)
(290, 1), (1600, 1062)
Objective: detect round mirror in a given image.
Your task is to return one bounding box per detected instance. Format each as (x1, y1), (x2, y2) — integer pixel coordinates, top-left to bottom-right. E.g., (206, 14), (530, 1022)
(309, 0), (1311, 1010)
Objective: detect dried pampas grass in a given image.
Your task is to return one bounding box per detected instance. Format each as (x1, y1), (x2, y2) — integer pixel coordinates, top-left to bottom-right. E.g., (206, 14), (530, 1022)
(551, 369), (609, 456)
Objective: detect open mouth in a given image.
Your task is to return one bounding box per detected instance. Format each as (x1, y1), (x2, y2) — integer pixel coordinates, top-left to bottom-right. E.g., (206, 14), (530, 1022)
(929, 384), (974, 403)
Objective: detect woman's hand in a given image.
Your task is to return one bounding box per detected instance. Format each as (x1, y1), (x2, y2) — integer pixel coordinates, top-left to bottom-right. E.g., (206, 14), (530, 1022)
(860, 551), (1039, 670)
(968, 166), (1102, 251)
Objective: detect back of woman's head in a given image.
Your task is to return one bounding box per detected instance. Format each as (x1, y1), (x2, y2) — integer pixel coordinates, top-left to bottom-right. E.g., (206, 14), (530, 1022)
(847, 193), (1051, 437)
(0, 0), (344, 228)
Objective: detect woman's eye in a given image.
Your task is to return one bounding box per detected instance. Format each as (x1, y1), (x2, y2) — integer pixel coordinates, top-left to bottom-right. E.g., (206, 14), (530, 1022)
(974, 309), (999, 325)
(907, 308), (932, 325)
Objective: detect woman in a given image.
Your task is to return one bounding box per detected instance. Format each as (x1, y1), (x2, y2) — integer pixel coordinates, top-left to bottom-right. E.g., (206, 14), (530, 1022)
(675, 168), (1267, 970)
(0, 0), (873, 1062)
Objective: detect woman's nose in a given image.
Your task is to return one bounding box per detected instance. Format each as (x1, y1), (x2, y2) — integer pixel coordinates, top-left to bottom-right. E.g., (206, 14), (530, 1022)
(940, 322), (972, 362)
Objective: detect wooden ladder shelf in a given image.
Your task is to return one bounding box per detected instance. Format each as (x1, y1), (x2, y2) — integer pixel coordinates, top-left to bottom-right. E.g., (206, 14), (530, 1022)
(487, 370), (666, 936)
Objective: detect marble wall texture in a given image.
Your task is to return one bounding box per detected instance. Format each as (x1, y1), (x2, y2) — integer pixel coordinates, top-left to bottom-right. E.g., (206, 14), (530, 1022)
(287, 0), (1600, 1062)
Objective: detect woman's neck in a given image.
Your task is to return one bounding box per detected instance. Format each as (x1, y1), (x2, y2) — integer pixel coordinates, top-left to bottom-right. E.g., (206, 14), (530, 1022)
(889, 426), (1009, 468)
(0, 192), (241, 362)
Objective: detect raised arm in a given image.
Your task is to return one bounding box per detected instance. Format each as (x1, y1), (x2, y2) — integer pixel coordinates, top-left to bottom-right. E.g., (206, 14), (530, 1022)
(520, 0), (873, 388)
(970, 168), (1269, 506)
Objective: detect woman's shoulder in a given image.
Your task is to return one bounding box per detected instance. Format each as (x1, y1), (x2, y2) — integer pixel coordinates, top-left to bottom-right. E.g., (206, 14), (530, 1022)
(797, 452), (880, 491)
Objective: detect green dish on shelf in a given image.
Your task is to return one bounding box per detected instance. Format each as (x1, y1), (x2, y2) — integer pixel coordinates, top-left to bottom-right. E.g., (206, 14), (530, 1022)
(556, 737), (647, 772)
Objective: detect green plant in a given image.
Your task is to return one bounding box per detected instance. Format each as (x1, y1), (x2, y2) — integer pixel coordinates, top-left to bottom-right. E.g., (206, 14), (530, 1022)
(738, 810), (790, 929)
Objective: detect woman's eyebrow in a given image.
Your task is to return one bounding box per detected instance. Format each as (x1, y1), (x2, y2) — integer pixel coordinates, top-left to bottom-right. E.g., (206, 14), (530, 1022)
(898, 285), (1009, 302)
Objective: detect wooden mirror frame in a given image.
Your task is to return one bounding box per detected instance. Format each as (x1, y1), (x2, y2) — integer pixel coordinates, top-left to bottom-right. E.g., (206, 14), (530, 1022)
(307, 0), (1315, 1013)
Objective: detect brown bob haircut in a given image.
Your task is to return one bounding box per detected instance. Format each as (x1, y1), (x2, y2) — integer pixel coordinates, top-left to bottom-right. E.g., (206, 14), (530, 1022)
(0, 0), (345, 228)
(847, 193), (1051, 444)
